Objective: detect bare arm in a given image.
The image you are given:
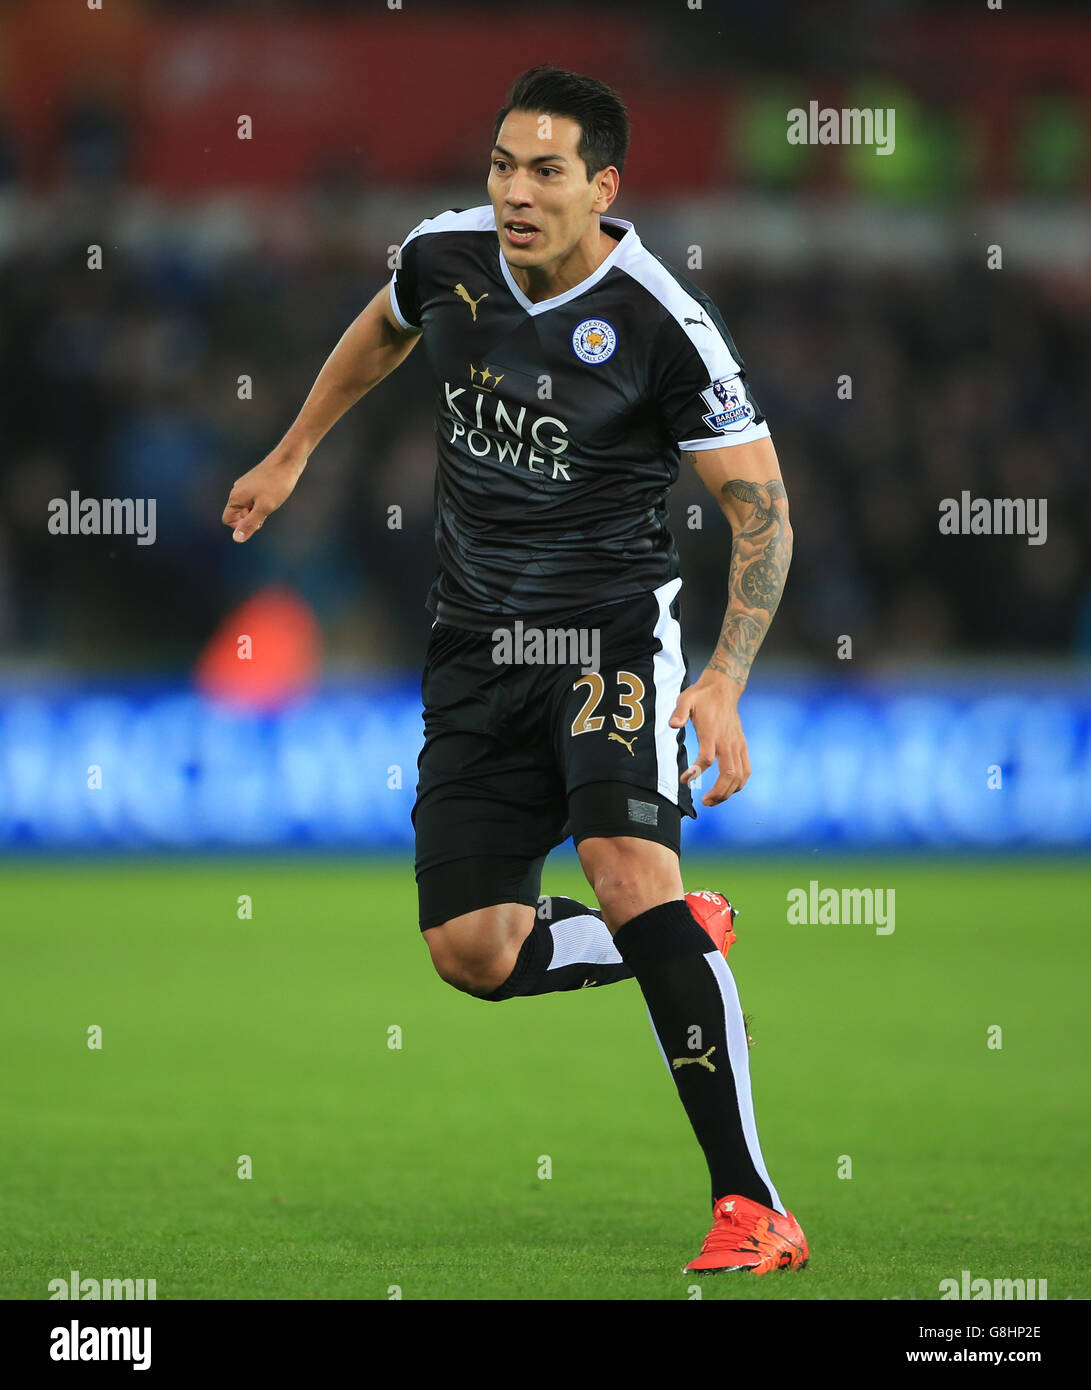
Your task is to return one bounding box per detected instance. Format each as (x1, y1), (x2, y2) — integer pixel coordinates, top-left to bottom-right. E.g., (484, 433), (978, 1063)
(222, 283), (421, 542)
(686, 434), (793, 691)
(669, 434), (792, 804)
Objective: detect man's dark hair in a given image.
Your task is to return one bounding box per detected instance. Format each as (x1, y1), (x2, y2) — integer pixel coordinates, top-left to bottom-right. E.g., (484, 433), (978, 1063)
(493, 65), (630, 180)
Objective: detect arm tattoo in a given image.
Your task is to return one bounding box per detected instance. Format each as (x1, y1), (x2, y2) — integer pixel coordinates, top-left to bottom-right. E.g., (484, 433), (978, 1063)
(709, 477), (792, 686)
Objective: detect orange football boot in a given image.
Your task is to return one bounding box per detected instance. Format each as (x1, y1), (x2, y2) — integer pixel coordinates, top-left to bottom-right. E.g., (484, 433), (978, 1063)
(684, 1194), (809, 1275)
(685, 889), (738, 957)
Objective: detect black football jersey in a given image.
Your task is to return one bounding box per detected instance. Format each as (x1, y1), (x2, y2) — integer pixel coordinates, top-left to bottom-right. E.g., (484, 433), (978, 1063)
(388, 205), (770, 630)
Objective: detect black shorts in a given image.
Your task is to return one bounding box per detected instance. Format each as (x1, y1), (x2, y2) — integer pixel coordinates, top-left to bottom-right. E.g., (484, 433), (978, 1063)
(413, 578), (696, 930)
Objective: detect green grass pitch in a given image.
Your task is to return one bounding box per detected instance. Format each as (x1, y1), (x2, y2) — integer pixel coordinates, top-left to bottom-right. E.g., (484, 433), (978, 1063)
(1, 855), (1087, 1301)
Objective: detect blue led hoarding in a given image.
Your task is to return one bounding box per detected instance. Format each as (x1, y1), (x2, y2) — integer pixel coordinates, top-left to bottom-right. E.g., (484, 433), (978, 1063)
(0, 678), (1088, 850)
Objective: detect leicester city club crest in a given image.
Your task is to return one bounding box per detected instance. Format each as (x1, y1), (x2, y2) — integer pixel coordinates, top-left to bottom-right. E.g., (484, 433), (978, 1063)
(572, 318), (617, 364)
(700, 374), (756, 433)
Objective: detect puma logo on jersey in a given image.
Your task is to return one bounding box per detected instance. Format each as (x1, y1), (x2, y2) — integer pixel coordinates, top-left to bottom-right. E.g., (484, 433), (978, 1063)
(454, 284), (488, 321)
(684, 314), (709, 328)
(608, 732), (637, 755)
(672, 1045), (717, 1073)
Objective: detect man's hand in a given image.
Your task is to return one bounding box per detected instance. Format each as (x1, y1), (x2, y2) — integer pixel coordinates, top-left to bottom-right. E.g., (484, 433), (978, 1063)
(670, 667), (751, 806)
(221, 284), (421, 544)
(222, 450), (307, 543)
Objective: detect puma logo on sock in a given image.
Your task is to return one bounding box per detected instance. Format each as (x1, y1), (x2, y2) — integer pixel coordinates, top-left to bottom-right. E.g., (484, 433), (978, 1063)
(672, 1045), (717, 1073)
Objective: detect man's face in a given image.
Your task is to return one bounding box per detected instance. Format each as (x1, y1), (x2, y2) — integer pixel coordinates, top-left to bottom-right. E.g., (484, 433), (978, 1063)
(488, 109), (606, 268)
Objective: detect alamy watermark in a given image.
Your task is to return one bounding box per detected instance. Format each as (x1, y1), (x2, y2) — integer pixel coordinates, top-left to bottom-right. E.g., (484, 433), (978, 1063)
(48, 1269), (157, 1300)
(49, 1322), (151, 1371)
(492, 620), (600, 671)
(47, 492), (157, 545)
(787, 101), (895, 156)
(787, 881), (895, 935)
(939, 1270), (1047, 1300)
(938, 493), (1046, 546)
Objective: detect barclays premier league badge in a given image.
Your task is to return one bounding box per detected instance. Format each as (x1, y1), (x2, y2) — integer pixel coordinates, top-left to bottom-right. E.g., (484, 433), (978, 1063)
(701, 374), (756, 433)
(572, 318), (617, 364)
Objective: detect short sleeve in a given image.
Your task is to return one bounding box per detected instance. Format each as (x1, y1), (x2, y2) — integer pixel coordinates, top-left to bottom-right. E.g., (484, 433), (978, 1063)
(652, 312), (770, 451)
(389, 220), (428, 332)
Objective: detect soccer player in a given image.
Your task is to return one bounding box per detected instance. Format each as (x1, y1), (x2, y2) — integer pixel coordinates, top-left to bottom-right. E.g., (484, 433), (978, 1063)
(222, 66), (807, 1276)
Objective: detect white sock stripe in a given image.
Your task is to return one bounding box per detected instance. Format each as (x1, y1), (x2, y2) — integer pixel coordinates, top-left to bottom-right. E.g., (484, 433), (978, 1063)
(650, 578), (686, 803)
(545, 914), (624, 970)
(701, 950), (785, 1214)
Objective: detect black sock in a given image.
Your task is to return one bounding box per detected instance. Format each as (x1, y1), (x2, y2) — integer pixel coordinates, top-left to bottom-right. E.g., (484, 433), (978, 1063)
(613, 898), (784, 1212)
(482, 895), (634, 1000)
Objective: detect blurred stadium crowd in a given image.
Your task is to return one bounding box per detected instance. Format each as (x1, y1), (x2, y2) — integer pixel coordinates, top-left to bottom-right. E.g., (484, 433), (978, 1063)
(4, 226), (1089, 672)
(1, 0), (1088, 675)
